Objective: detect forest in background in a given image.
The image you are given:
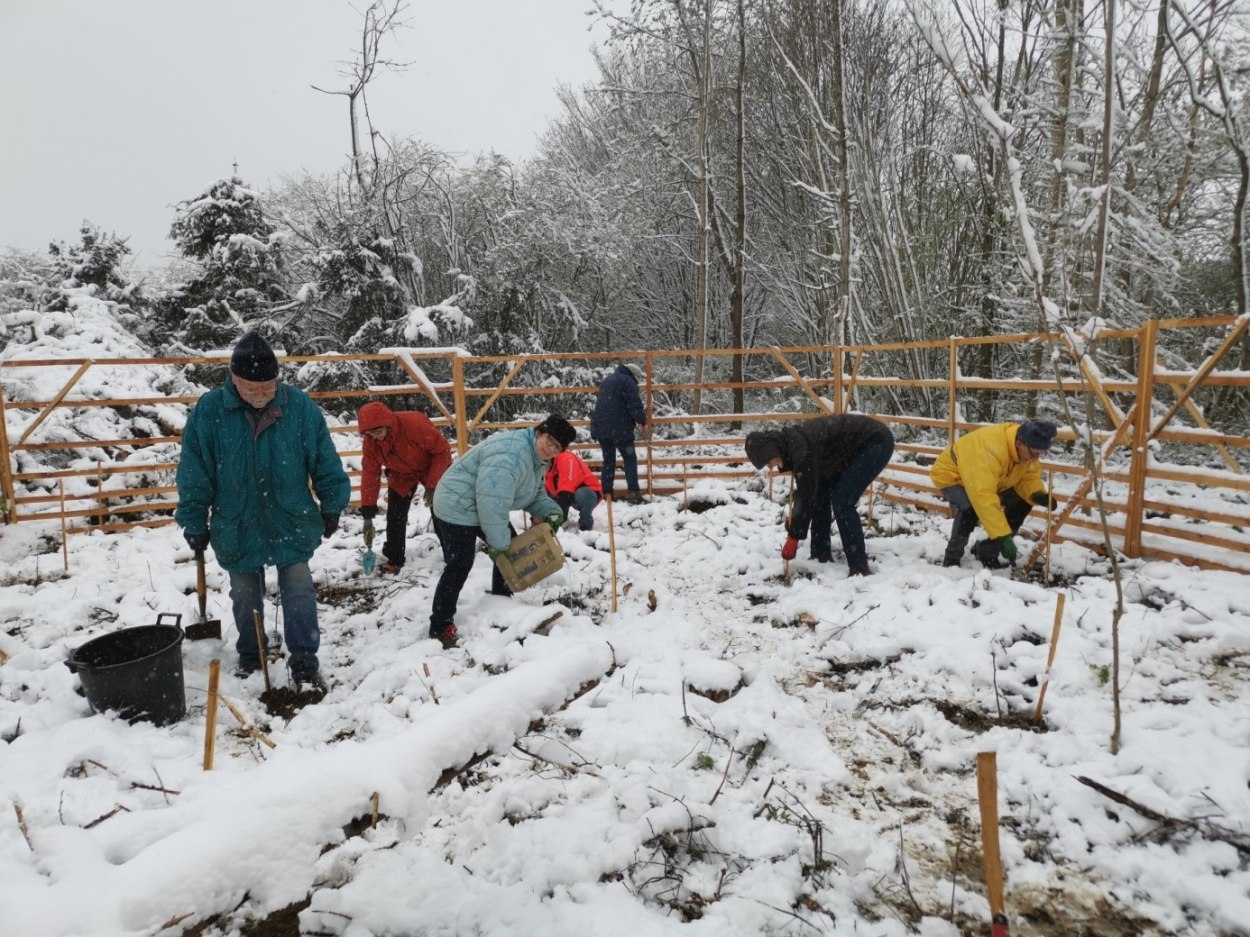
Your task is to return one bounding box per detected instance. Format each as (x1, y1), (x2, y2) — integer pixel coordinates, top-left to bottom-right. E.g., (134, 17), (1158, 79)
(2, 0), (1248, 431)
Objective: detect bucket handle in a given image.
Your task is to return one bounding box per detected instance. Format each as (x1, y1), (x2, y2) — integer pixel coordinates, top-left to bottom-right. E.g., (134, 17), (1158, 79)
(155, 612), (183, 631)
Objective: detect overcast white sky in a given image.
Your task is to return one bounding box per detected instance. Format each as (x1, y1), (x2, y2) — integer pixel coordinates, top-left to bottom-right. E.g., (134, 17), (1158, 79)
(0, 0), (607, 266)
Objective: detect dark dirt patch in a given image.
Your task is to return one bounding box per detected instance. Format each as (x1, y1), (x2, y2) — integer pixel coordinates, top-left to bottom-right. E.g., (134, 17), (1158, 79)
(825, 654), (902, 675)
(260, 686), (325, 719)
(318, 580), (383, 614)
(935, 699), (1047, 734)
(686, 679), (744, 703)
(238, 897), (312, 937)
(686, 498), (723, 514)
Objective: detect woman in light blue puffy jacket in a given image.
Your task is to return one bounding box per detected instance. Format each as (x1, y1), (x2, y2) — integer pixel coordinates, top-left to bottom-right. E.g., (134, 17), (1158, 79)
(428, 414), (577, 647)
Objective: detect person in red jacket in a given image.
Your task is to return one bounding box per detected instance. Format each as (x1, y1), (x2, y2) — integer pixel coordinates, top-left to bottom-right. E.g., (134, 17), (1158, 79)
(544, 449), (603, 531)
(358, 401), (453, 573)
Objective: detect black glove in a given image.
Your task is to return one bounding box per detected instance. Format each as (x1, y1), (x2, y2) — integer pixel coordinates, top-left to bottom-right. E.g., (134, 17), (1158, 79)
(322, 513), (340, 539)
(556, 491), (575, 516)
(185, 531), (210, 552)
(360, 505), (378, 521)
(1031, 491), (1059, 510)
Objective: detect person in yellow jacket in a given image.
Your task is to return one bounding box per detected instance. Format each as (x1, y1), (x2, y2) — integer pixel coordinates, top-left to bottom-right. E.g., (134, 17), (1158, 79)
(930, 420), (1059, 567)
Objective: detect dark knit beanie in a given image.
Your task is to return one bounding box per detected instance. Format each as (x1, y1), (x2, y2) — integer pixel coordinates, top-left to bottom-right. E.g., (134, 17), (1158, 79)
(744, 431), (784, 469)
(1017, 419), (1058, 451)
(536, 414), (577, 451)
(230, 331), (279, 381)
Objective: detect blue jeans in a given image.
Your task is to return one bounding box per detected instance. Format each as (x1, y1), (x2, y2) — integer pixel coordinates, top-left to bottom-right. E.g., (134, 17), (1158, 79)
(429, 518), (513, 636)
(599, 439), (639, 495)
(808, 436), (895, 569)
(229, 563), (320, 677)
(557, 485), (601, 530)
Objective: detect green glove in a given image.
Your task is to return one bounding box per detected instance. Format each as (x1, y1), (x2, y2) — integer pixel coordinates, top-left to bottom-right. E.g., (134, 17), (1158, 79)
(544, 513), (564, 535)
(999, 535), (1018, 563)
(486, 545), (507, 561)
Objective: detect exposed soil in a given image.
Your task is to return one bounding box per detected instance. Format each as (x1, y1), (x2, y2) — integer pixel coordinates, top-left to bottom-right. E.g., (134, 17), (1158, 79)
(259, 685), (325, 719)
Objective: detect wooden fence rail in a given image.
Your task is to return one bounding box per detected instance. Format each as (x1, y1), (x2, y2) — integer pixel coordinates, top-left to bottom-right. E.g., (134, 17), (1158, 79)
(2, 318), (1248, 572)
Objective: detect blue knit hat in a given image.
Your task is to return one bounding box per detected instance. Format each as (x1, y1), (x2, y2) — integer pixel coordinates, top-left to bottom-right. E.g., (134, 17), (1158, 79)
(1018, 419), (1058, 451)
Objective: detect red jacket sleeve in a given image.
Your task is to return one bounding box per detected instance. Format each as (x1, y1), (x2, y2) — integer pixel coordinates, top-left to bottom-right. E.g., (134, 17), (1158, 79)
(360, 436), (382, 508)
(412, 416), (452, 490)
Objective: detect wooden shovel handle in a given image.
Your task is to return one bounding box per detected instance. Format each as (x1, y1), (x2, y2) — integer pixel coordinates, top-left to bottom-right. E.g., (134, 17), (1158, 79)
(196, 550), (208, 618)
(977, 752), (1009, 929)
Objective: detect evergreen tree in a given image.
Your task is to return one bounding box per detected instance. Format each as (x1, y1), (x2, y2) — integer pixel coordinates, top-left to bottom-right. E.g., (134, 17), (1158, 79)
(158, 175), (290, 349)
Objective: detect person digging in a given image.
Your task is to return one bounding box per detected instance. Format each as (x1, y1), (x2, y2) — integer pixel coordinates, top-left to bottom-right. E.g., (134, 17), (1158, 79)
(929, 419), (1061, 569)
(357, 401), (453, 574)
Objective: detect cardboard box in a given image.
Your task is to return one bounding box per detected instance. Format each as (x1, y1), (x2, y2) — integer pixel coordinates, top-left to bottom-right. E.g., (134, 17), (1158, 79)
(494, 523), (565, 592)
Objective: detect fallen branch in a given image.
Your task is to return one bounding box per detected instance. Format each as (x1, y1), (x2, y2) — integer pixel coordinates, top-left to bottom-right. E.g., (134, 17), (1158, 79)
(1075, 775), (1250, 858)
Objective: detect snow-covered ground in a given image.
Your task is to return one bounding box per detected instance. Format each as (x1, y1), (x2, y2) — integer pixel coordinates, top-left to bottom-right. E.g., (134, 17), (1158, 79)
(2, 479), (1248, 937)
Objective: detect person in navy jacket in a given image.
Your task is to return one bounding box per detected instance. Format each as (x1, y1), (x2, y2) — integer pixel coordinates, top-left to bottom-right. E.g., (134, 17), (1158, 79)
(590, 365), (648, 503)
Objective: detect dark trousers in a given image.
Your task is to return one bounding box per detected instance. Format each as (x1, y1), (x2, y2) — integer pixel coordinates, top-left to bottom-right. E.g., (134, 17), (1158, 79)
(808, 436), (895, 568)
(941, 486), (1033, 565)
(383, 487), (443, 568)
(599, 439), (640, 495)
(428, 518), (514, 635)
(382, 488), (414, 568)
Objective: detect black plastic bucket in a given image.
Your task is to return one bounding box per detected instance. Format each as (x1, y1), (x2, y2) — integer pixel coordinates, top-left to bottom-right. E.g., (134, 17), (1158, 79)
(66, 613), (187, 726)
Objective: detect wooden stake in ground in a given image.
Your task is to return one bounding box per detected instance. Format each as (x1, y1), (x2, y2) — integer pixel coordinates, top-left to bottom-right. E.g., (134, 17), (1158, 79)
(1032, 593), (1067, 725)
(976, 751), (1010, 936)
(59, 478), (69, 574)
(1044, 469), (1054, 586)
(203, 659), (221, 771)
(606, 495), (619, 613)
(253, 611), (271, 692)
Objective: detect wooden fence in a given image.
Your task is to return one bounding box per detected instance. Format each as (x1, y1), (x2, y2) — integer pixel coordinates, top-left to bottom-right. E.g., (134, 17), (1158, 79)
(2, 316), (1248, 572)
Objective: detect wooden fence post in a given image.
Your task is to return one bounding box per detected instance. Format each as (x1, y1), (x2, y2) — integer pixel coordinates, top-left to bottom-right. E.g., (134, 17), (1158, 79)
(645, 352), (655, 495)
(1123, 321), (1158, 558)
(0, 377), (14, 524)
(451, 356), (469, 456)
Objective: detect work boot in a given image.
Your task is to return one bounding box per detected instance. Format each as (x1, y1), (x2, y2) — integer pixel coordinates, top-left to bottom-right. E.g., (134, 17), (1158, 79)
(848, 563), (872, 577)
(294, 672), (328, 700)
(626, 491), (645, 505)
(381, 562), (403, 575)
(234, 657), (261, 679)
(811, 550), (834, 563)
(432, 624), (459, 649)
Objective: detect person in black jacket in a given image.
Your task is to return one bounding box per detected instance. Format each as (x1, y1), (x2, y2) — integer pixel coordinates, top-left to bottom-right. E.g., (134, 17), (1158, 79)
(590, 364), (649, 504)
(745, 414), (895, 575)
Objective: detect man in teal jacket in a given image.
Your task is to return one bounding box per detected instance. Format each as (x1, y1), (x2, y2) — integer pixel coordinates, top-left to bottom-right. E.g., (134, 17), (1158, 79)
(429, 414), (576, 648)
(175, 332), (350, 693)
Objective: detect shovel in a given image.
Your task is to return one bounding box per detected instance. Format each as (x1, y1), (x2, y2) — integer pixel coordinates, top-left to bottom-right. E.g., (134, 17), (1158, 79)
(362, 520), (377, 575)
(186, 550), (223, 641)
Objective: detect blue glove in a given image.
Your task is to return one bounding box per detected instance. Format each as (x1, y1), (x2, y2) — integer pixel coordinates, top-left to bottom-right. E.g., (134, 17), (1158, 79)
(544, 513), (564, 535)
(185, 531), (210, 552)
